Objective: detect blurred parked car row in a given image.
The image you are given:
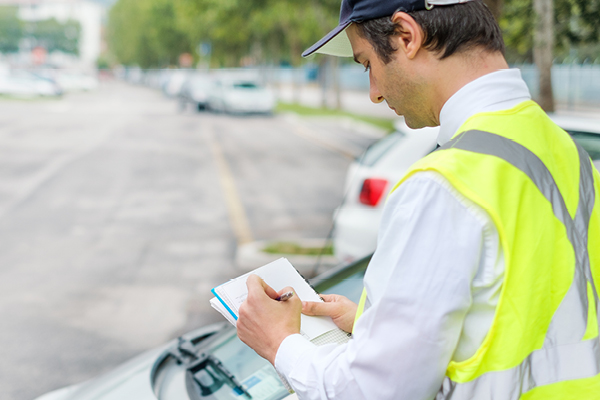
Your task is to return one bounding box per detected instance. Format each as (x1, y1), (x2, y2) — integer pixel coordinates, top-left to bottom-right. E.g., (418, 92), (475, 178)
(333, 114), (600, 264)
(121, 68), (276, 115)
(0, 66), (98, 98)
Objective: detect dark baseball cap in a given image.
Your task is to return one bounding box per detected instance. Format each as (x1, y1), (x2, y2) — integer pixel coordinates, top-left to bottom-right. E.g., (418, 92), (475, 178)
(302, 0), (474, 58)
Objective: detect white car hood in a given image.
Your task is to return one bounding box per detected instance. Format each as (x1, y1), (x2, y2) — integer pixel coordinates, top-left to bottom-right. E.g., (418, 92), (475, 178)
(35, 346), (164, 400)
(34, 323), (230, 400)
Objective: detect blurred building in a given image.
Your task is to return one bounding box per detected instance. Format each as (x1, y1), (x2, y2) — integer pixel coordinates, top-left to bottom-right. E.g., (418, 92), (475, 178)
(0, 0), (107, 69)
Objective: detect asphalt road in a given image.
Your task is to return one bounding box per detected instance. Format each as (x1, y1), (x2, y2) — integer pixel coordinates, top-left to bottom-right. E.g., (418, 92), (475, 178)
(0, 80), (380, 400)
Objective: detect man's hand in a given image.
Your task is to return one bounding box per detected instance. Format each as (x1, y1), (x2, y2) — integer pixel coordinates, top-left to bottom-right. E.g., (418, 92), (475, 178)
(237, 275), (302, 365)
(302, 294), (358, 333)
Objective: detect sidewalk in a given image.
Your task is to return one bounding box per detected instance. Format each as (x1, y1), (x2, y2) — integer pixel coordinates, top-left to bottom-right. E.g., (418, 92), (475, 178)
(277, 83), (398, 120)
(277, 83), (600, 120)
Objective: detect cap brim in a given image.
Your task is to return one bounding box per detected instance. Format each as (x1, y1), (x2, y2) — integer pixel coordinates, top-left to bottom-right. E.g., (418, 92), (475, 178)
(302, 21), (353, 58)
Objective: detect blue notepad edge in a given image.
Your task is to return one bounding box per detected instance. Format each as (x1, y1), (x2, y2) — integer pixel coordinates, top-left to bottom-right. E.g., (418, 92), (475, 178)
(211, 286), (239, 321)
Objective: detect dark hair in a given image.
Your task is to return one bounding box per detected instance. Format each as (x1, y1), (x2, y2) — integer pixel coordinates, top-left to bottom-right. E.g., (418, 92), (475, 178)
(355, 1), (505, 64)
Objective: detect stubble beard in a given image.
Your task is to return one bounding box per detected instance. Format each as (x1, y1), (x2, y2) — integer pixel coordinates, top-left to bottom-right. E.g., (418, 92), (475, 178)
(387, 66), (432, 129)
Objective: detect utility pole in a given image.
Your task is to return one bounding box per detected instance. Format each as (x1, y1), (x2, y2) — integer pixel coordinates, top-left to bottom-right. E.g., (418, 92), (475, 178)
(533, 0), (555, 112)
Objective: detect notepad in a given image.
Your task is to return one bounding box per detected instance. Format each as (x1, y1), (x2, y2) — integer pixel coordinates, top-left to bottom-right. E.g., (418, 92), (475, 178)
(210, 258), (351, 393)
(210, 257), (350, 343)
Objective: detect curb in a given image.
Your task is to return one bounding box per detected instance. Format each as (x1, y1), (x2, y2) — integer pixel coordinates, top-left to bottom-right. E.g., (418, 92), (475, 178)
(235, 239), (340, 278)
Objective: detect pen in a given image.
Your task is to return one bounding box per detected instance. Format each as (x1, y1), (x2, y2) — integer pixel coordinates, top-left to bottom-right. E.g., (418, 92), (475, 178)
(277, 291), (294, 301)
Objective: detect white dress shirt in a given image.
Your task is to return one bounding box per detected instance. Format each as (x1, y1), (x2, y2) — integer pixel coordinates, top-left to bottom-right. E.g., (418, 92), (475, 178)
(275, 69), (532, 399)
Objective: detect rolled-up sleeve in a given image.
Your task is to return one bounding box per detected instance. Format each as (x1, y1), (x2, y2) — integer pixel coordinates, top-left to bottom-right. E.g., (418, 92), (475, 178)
(275, 172), (488, 400)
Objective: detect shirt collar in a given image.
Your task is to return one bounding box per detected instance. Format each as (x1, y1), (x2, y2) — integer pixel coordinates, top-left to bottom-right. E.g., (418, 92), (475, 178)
(437, 69), (531, 146)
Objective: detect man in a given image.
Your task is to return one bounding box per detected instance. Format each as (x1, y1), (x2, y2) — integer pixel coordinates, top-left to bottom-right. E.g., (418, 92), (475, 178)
(237, 0), (600, 398)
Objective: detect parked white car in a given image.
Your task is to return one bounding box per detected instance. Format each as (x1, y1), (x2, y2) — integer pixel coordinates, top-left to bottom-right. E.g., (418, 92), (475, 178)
(549, 114), (600, 171)
(55, 71), (98, 92)
(0, 70), (62, 98)
(333, 120), (439, 264)
(333, 115), (600, 264)
(208, 78), (275, 115)
(178, 73), (213, 111)
(163, 70), (189, 98)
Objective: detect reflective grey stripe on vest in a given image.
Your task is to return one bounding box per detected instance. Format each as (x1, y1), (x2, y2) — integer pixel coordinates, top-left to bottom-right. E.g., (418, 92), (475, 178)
(434, 130), (600, 400)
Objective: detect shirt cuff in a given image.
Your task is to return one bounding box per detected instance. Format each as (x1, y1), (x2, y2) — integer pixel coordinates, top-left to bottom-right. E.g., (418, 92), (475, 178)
(274, 333), (317, 378)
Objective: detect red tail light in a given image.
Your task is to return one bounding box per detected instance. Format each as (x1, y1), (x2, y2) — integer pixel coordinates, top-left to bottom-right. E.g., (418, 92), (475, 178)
(359, 178), (388, 207)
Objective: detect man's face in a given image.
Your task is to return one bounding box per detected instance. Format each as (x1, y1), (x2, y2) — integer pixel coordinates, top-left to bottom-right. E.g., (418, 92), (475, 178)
(346, 24), (430, 128)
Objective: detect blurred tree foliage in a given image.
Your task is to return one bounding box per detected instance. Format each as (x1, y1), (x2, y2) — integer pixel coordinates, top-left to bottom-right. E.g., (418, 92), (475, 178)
(0, 6), (80, 55)
(173, 0), (340, 67)
(106, 0), (600, 67)
(108, 0), (192, 68)
(26, 18), (81, 54)
(501, 0), (600, 62)
(484, 0), (504, 20)
(0, 7), (22, 53)
(108, 0), (339, 67)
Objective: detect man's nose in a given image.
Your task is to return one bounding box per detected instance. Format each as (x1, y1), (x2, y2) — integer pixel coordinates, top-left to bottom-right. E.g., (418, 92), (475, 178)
(369, 76), (384, 104)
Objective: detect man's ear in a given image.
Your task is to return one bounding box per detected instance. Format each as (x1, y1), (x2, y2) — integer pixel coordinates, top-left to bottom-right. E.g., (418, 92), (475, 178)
(390, 11), (424, 60)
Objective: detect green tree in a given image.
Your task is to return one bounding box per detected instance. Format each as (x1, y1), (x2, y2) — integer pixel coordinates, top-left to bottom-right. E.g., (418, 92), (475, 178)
(501, 0), (600, 62)
(107, 0), (146, 66)
(108, 0), (341, 68)
(172, 0), (339, 67)
(108, 0), (192, 68)
(25, 18), (80, 54)
(0, 6), (22, 53)
(500, 0), (600, 111)
(555, 0), (600, 48)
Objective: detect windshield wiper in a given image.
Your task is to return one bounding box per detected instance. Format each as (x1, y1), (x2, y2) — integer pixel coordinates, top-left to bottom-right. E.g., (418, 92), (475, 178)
(171, 337), (252, 399)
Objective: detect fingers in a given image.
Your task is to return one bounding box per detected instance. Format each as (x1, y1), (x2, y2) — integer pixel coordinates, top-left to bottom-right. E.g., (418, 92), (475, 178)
(246, 274), (279, 300)
(302, 299), (336, 316)
(320, 294), (338, 302)
(277, 286), (295, 298)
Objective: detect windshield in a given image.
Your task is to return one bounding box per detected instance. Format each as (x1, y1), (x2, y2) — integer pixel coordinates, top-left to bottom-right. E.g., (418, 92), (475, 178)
(359, 132), (405, 167)
(200, 334), (288, 399)
(185, 257), (370, 400)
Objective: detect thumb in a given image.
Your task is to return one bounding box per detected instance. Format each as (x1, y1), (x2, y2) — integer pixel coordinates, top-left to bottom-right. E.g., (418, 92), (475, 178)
(302, 300), (337, 317)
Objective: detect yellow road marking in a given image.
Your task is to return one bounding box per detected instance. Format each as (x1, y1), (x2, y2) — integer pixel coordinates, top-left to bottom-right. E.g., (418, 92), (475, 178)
(291, 122), (356, 160)
(206, 129), (254, 245)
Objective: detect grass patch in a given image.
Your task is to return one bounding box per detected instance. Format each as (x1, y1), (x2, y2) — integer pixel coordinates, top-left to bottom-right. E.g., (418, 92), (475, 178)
(276, 102), (395, 133)
(262, 241), (334, 256)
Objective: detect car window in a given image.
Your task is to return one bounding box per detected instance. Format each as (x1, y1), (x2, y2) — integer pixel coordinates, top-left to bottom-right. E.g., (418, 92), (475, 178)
(568, 131), (600, 160)
(358, 132), (405, 167)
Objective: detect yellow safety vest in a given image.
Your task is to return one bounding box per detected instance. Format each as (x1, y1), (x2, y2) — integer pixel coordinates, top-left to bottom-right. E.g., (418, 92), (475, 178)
(354, 100), (600, 399)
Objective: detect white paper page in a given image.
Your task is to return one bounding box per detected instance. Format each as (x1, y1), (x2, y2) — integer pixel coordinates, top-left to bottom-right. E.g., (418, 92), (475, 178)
(210, 297), (237, 326)
(212, 258), (338, 340)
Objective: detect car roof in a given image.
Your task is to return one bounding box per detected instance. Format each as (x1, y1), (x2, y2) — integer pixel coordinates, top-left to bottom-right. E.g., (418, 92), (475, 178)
(549, 114), (600, 135)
